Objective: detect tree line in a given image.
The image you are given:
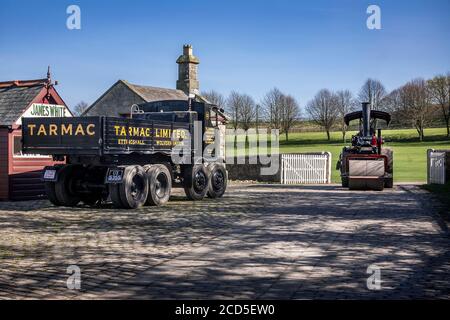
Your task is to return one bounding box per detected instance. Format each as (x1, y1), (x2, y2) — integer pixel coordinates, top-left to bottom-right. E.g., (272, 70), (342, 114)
(202, 88), (300, 141)
(205, 72), (450, 142)
(306, 74), (450, 141)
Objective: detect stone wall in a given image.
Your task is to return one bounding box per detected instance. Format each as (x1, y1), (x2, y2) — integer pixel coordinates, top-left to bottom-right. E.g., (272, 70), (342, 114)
(226, 155), (282, 182)
(84, 81), (145, 117)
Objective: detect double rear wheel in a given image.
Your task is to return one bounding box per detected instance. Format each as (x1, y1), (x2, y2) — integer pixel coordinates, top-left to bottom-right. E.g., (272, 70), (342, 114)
(145, 164), (172, 206)
(46, 164), (82, 207)
(109, 166), (149, 209)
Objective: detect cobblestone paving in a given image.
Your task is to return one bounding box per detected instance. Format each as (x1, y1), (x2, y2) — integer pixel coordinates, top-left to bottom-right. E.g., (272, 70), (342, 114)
(0, 183), (449, 299)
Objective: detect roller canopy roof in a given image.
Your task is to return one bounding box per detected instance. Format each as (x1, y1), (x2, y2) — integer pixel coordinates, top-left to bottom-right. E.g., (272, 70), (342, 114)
(344, 110), (391, 126)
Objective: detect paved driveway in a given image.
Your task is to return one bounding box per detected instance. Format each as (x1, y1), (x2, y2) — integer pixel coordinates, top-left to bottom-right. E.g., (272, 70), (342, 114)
(0, 183), (449, 299)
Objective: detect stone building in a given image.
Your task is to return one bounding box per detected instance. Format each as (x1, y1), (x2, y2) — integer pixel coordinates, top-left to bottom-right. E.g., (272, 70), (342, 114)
(84, 45), (206, 117)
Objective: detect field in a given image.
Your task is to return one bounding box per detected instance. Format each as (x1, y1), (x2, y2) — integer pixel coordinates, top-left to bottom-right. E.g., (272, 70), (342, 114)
(229, 127), (450, 183)
(279, 128), (450, 183)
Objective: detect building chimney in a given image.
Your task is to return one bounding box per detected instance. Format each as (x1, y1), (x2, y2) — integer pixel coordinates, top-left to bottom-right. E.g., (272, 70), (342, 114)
(176, 44), (200, 96)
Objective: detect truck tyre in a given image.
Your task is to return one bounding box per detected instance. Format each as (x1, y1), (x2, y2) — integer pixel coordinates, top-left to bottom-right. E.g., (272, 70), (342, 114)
(44, 181), (61, 206)
(341, 177), (349, 188)
(384, 177), (394, 188)
(117, 165), (149, 209)
(55, 165), (81, 207)
(146, 164), (172, 206)
(183, 165), (209, 201)
(109, 183), (125, 209)
(207, 164), (227, 198)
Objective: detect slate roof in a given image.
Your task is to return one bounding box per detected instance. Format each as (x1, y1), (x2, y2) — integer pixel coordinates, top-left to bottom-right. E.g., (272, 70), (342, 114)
(124, 81), (188, 102)
(0, 80), (45, 126)
(83, 80), (188, 116)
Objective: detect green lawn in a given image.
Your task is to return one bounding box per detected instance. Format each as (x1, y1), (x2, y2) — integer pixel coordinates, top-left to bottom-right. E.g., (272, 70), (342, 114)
(228, 127), (450, 183)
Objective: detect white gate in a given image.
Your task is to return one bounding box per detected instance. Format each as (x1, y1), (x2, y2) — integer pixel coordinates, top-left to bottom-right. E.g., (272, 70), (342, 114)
(428, 149), (446, 184)
(281, 153), (331, 184)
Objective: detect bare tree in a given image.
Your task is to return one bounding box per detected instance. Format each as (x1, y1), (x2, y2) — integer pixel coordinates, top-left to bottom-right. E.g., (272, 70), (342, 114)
(72, 101), (89, 116)
(335, 90), (356, 142)
(397, 78), (433, 141)
(261, 88), (284, 130)
(306, 89), (339, 140)
(255, 104), (261, 131)
(201, 90), (226, 109)
(428, 74), (450, 137)
(238, 94), (256, 131)
(358, 78), (387, 110)
(382, 88), (402, 125)
(280, 95), (300, 141)
(226, 91), (242, 130)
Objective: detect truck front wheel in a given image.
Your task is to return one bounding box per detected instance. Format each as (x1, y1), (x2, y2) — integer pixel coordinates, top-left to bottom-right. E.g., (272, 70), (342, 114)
(183, 165), (209, 201)
(110, 166), (148, 209)
(146, 164), (172, 206)
(207, 164), (227, 199)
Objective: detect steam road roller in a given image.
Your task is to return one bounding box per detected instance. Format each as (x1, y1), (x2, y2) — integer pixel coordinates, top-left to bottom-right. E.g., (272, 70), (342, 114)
(337, 102), (393, 191)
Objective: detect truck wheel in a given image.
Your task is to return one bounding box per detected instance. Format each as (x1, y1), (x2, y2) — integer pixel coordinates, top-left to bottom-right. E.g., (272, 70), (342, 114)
(341, 177), (349, 188)
(118, 165), (149, 209)
(207, 164), (227, 198)
(44, 181), (61, 206)
(183, 165), (209, 201)
(55, 165), (81, 207)
(384, 178), (394, 188)
(146, 164), (172, 206)
(109, 183), (125, 209)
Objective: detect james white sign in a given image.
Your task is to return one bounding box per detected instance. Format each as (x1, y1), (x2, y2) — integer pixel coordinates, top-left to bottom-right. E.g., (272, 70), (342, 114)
(16, 103), (72, 125)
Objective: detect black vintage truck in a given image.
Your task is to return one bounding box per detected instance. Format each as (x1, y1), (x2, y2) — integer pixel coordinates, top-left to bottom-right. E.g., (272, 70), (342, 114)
(22, 100), (228, 209)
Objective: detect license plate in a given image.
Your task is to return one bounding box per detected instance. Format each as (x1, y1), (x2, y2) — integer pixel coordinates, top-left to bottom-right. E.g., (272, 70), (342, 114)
(105, 168), (124, 184)
(43, 169), (57, 181)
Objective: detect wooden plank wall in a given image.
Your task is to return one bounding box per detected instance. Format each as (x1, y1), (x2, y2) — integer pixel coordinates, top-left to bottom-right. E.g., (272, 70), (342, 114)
(0, 128), (10, 200)
(8, 129), (56, 200)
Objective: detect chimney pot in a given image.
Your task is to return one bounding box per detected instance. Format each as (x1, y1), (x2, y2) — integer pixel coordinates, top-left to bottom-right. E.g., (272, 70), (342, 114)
(176, 44), (200, 96)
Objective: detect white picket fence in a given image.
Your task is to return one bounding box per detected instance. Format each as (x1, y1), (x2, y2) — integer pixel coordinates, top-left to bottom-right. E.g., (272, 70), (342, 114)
(281, 153), (331, 184)
(427, 149), (447, 184)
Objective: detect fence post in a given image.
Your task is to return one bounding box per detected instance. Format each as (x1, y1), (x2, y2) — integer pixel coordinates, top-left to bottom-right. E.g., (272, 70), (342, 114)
(427, 149), (433, 185)
(325, 151), (332, 184)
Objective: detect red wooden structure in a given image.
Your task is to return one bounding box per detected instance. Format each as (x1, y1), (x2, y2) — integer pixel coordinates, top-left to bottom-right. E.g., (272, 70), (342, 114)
(0, 69), (71, 200)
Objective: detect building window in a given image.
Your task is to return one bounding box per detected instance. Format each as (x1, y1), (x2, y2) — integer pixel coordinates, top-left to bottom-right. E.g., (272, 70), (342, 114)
(13, 135), (49, 158)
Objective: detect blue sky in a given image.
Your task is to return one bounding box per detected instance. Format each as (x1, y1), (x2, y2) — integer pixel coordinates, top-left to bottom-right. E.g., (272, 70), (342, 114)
(0, 0), (449, 109)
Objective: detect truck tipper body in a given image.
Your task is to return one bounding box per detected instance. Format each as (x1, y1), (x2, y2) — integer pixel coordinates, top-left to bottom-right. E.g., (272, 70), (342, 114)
(22, 100), (228, 208)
